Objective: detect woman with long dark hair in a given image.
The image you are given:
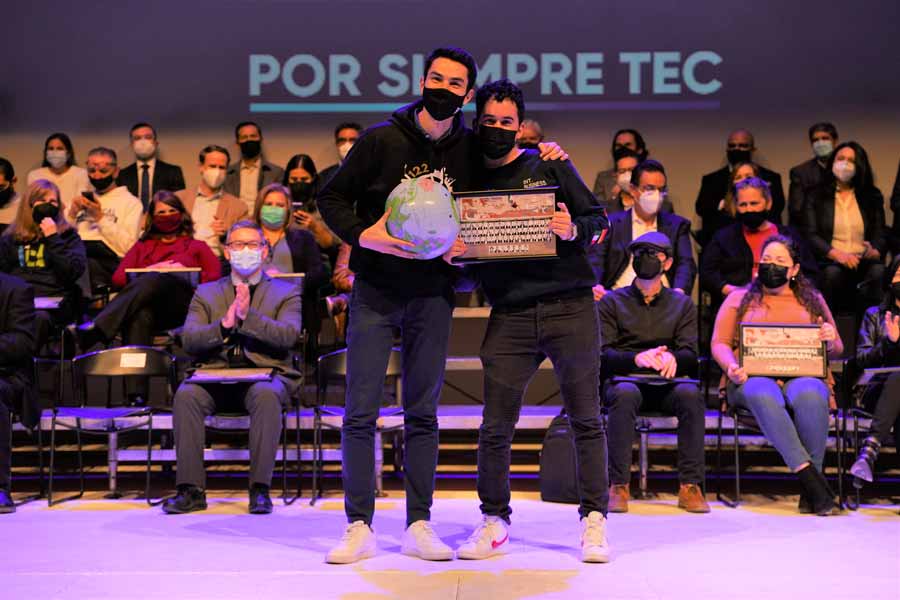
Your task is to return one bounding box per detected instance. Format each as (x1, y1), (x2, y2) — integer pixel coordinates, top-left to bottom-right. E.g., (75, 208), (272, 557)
(283, 154), (339, 251)
(26, 133), (91, 216)
(711, 234), (843, 515)
(850, 256), (900, 485)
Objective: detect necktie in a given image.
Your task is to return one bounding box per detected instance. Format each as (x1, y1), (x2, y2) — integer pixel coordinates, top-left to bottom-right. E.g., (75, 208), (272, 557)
(140, 163), (150, 209)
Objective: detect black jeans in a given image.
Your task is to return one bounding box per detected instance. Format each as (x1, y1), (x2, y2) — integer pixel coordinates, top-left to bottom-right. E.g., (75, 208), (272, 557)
(605, 380), (705, 486)
(865, 371), (900, 448)
(819, 259), (884, 315)
(342, 279), (453, 527)
(0, 379), (16, 490)
(477, 294), (608, 522)
(85, 241), (120, 290)
(94, 273), (194, 345)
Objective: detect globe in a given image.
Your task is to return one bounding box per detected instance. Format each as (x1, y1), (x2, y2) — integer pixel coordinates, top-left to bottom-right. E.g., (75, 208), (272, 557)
(385, 174), (460, 260)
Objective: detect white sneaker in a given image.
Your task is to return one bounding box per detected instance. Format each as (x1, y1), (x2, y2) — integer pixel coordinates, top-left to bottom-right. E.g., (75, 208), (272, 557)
(580, 511), (610, 563)
(400, 520), (455, 560)
(326, 521), (376, 564)
(457, 515), (510, 560)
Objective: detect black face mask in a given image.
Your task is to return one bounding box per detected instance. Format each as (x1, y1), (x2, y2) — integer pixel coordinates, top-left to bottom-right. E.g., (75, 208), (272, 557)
(736, 209), (767, 230)
(633, 251), (663, 280)
(422, 86), (465, 121)
(290, 181), (314, 205)
(727, 149), (752, 165)
(0, 186), (12, 206)
(891, 282), (900, 301)
(758, 262), (790, 289)
(32, 202), (59, 223)
(90, 175), (115, 192)
(479, 125), (518, 160)
(240, 140), (262, 160)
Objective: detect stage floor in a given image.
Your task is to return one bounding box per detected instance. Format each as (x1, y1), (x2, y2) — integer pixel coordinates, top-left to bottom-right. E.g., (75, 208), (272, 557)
(4, 491), (898, 600)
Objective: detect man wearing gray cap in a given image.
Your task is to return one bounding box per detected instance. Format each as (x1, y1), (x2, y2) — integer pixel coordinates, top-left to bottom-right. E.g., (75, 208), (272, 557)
(596, 231), (709, 514)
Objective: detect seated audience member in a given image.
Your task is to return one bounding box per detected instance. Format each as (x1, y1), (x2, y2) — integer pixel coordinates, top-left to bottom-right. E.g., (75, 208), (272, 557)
(224, 121), (284, 214)
(598, 232), (708, 514)
(850, 256), (900, 487)
(176, 145), (248, 259)
(695, 129), (785, 245)
(803, 141), (886, 315)
(515, 118), (544, 149)
(318, 122), (362, 186)
(593, 128), (649, 204)
(701, 177), (818, 307)
(0, 273), (36, 514)
(68, 148), (142, 289)
(720, 161), (760, 219)
(0, 158), (21, 231)
(711, 234), (842, 515)
(26, 133), (91, 217)
(253, 183), (326, 337)
(0, 180), (86, 349)
(601, 150), (674, 216)
(162, 221), (302, 516)
(590, 160), (695, 300)
(283, 154), (340, 254)
(73, 191), (220, 350)
(788, 122), (838, 227)
(117, 122), (186, 211)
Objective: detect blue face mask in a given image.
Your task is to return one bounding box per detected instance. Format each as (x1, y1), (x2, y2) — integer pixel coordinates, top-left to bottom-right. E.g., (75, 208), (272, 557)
(229, 247), (264, 277)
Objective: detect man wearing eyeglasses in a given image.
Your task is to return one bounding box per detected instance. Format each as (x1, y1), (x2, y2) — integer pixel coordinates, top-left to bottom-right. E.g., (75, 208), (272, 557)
(163, 220), (302, 516)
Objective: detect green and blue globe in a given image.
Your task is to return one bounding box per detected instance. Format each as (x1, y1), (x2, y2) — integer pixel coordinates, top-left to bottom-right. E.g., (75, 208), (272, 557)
(385, 175), (460, 260)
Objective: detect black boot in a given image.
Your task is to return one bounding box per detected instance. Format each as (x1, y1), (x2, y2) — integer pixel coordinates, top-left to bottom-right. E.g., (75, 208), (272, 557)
(850, 436), (880, 486)
(796, 464), (836, 516)
(249, 483), (273, 515)
(0, 488), (15, 514)
(162, 485), (207, 514)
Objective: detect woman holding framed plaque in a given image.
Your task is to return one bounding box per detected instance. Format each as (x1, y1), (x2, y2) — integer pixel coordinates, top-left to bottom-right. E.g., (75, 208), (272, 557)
(850, 256), (900, 486)
(711, 234), (843, 515)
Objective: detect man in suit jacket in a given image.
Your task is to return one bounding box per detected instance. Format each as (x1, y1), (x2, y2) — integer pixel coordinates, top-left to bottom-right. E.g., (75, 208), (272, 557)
(177, 145), (249, 257)
(0, 273), (36, 513)
(223, 121), (284, 214)
(787, 122), (839, 228)
(163, 221), (302, 516)
(590, 160), (696, 298)
(116, 123), (186, 210)
(695, 129), (785, 245)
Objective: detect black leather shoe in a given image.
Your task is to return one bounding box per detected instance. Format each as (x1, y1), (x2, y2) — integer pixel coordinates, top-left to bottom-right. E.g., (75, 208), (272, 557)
(249, 485), (273, 515)
(162, 485), (207, 514)
(70, 322), (106, 353)
(0, 488), (15, 514)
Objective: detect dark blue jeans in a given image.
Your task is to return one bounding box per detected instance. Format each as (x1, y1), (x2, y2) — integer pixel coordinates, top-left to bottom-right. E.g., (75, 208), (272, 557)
(342, 278), (452, 526)
(477, 294), (609, 522)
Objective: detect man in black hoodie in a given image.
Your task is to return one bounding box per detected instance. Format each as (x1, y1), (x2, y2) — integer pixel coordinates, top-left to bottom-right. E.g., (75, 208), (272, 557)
(444, 79), (610, 563)
(320, 47), (568, 565)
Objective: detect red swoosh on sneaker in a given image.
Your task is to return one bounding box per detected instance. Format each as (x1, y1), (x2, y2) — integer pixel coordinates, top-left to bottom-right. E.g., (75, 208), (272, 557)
(491, 534), (509, 549)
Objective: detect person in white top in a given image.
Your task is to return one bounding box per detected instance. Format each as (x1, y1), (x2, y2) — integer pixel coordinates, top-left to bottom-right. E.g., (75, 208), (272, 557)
(26, 133), (91, 219)
(68, 147), (142, 288)
(0, 158), (21, 229)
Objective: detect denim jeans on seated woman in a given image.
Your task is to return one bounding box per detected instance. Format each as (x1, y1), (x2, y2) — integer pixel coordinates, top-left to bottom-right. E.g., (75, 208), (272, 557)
(728, 377), (830, 472)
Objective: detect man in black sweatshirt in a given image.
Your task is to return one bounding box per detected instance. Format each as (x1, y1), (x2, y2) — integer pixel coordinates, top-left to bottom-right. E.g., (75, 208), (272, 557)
(319, 47), (566, 564)
(444, 79), (611, 563)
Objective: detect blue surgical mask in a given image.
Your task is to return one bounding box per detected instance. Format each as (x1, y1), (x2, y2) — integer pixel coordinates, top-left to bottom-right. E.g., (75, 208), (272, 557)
(812, 139), (833, 159)
(229, 247), (264, 277)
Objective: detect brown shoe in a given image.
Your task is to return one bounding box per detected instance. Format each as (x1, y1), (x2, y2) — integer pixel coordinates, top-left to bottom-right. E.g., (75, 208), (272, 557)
(608, 484), (630, 513)
(678, 483), (711, 513)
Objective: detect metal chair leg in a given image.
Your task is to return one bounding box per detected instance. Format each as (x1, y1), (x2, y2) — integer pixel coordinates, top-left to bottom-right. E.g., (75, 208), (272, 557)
(638, 428), (649, 498)
(733, 417), (741, 506)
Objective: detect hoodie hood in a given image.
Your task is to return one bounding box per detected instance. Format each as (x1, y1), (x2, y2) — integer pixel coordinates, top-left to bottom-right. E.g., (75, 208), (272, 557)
(389, 100), (468, 151)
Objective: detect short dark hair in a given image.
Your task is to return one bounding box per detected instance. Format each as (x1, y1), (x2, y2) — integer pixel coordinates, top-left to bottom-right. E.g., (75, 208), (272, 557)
(41, 132), (76, 168)
(199, 144), (230, 165)
(334, 122), (362, 140)
(475, 78), (525, 123)
(234, 121), (262, 139)
(631, 159), (667, 187)
(0, 157), (15, 181)
(808, 121), (838, 142)
(424, 47), (478, 92)
(613, 148), (642, 167)
(226, 219), (265, 244)
(282, 154), (319, 185)
(612, 128), (648, 161)
(87, 147), (118, 166)
(129, 122), (157, 139)
(826, 141), (876, 192)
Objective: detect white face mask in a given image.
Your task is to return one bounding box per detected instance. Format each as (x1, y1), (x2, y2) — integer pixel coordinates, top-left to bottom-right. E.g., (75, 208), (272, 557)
(616, 171), (632, 188)
(337, 141), (354, 161)
(832, 159), (855, 183)
(133, 139), (156, 160)
(637, 189), (663, 215)
(46, 150), (68, 169)
(202, 166), (226, 190)
(812, 139), (833, 159)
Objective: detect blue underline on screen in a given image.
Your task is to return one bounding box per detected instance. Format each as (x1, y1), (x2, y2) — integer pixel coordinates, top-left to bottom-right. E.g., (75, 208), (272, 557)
(249, 100), (720, 113)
